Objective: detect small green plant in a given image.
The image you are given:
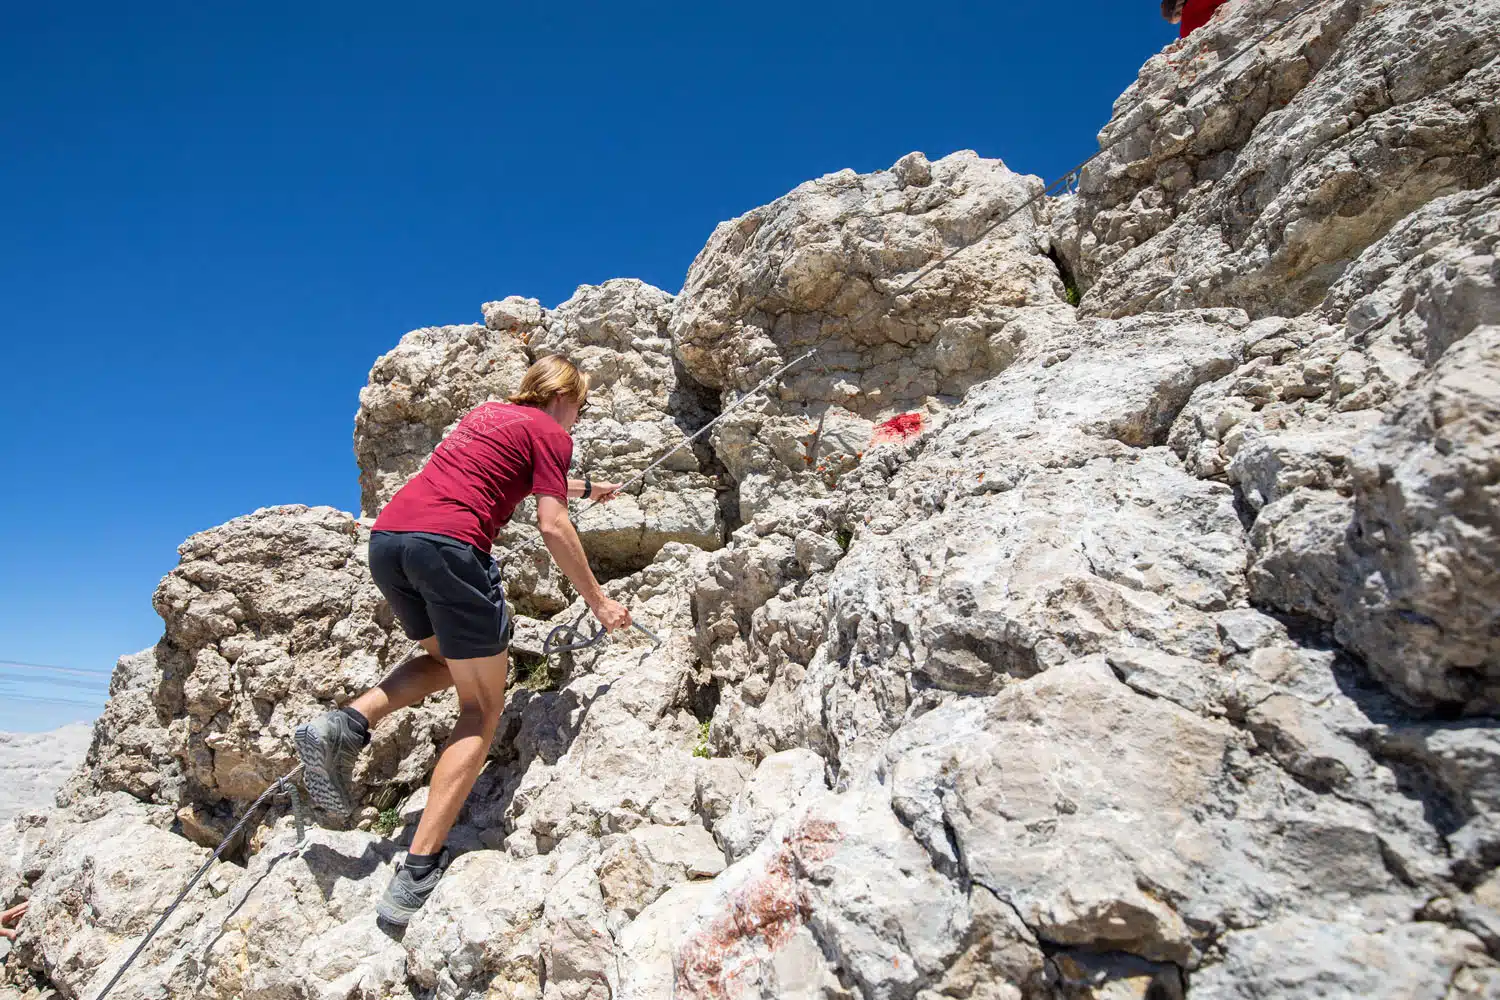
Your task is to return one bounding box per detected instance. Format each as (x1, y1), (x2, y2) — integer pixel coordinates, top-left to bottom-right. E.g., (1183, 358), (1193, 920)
(835, 527), (853, 552)
(693, 719), (712, 759)
(513, 653), (552, 691)
(1046, 248), (1083, 307)
(373, 807), (401, 837)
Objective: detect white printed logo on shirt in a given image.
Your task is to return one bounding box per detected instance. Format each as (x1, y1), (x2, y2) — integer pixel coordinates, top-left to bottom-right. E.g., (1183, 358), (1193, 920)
(438, 403), (532, 453)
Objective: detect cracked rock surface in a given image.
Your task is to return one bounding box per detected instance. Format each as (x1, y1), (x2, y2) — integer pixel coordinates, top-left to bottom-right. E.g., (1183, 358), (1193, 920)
(1055, 0), (1500, 321)
(7, 2), (1500, 997)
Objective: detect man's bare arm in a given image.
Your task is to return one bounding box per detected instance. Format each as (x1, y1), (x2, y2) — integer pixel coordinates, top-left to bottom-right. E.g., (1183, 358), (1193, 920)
(536, 495), (631, 630)
(565, 478), (622, 501)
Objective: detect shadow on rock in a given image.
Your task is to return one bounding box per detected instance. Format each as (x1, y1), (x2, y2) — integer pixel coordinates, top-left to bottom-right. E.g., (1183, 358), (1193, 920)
(439, 679), (613, 849)
(493, 681), (610, 771)
(302, 838), (400, 901)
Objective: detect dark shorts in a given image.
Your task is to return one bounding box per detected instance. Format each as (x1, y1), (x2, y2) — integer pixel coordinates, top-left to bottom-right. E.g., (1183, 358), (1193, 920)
(368, 530), (512, 659)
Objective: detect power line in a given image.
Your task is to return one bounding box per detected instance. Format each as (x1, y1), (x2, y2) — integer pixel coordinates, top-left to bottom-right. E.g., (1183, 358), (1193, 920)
(0, 691), (109, 709)
(0, 659), (113, 678)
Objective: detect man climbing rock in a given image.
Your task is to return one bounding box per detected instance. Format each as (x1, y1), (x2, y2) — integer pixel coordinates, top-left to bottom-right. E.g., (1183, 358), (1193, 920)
(1162, 0), (1229, 37)
(294, 355), (631, 926)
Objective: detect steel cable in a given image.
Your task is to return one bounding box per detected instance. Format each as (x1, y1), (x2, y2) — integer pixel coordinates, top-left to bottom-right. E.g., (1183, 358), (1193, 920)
(92, 766), (306, 1000)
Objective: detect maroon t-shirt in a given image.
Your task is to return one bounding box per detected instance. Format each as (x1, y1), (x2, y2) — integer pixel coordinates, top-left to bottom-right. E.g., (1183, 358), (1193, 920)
(373, 402), (573, 550)
(1179, 0), (1227, 35)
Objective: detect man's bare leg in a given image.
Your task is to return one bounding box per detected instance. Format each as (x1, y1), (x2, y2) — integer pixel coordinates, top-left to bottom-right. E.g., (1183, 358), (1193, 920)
(407, 650), (509, 855)
(296, 636), (457, 815)
(347, 636), (453, 727)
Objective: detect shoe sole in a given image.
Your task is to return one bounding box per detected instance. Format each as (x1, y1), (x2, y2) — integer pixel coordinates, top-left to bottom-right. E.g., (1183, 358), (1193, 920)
(294, 723), (351, 815)
(375, 899), (418, 926)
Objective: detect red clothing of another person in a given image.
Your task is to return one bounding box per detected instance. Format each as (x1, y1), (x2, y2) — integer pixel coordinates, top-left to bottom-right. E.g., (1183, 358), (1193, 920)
(374, 402), (573, 551)
(1181, 0), (1229, 36)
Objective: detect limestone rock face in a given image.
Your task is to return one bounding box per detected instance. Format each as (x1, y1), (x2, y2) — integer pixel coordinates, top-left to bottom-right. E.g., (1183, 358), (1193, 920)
(1061, 0), (1500, 319)
(1191, 917), (1491, 1000)
(14, 795), (206, 997)
(1323, 179), (1500, 367)
(15, 812), (413, 1000)
(12, 4), (1500, 997)
(1334, 326), (1500, 710)
(714, 749), (825, 862)
(804, 309), (1252, 774)
(1166, 176), (1500, 713)
(884, 658), (1419, 968)
(671, 149), (1073, 520)
(687, 494), (857, 766)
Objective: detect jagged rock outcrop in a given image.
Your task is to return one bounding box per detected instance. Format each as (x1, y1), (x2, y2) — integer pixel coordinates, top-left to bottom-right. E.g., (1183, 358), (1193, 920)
(813, 309), (1253, 773)
(1331, 326), (1500, 709)
(1056, 0), (1500, 320)
(7, 1), (1500, 997)
(672, 149), (1074, 521)
(14, 795), (207, 996)
(1169, 195), (1500, 713)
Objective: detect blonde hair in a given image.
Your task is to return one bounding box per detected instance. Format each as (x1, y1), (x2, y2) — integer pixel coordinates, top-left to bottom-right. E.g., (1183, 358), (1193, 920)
(508, 355), (589, 408)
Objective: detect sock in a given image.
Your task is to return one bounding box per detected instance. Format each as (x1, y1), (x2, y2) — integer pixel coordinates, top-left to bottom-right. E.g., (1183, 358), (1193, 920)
(404, 851), (441, 879)
(338, 706), (371, 746)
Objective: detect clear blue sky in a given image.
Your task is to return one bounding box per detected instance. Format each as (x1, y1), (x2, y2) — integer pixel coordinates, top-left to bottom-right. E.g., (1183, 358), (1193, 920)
(0, 2), (1176, 730)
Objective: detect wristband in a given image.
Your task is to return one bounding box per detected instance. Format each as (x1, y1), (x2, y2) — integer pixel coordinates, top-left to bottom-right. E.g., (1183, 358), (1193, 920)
(581, 475), (592, 501)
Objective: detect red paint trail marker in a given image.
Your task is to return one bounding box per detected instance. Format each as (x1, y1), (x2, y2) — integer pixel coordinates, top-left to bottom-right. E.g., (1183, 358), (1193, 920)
(870, 411), (924, 445)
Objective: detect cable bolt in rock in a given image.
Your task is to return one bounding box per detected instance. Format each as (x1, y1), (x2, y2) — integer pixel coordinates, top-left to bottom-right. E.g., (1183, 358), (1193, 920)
(541, 608), (664, 663)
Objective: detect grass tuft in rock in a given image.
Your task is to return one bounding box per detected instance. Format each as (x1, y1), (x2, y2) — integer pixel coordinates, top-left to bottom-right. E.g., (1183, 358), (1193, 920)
(373, 807), (401, 837)
(693, 719), (712, 758)
(511, 650), (554, 691)
(1046, 246), (1083, 306)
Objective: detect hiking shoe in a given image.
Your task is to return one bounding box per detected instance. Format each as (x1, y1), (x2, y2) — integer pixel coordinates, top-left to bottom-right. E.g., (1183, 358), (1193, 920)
(294, 710), (364, 816)
(376, 849), (451, 926)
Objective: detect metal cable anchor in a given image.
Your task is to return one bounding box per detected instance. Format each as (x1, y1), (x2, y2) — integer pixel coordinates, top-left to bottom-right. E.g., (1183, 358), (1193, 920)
(542, 610), (662, 658)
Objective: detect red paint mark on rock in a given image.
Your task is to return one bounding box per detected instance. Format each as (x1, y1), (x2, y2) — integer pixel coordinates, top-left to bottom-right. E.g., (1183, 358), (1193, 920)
(870, 411), (924, 445)
(674, 819), (844, 999)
